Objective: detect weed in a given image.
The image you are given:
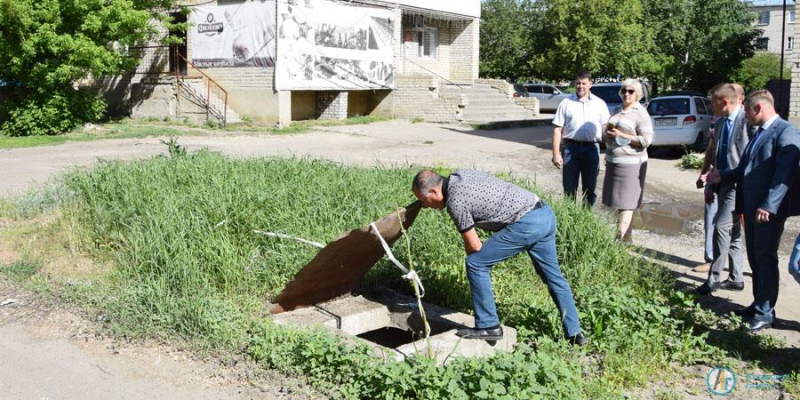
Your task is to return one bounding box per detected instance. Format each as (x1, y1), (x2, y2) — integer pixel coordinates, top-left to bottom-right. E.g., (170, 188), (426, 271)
(412, 117), (424, 124)
(1, 259), (43, 283)
(678, 152), (704, 169)
(654, 388), (682, 400)
(785, 371), (800, 397)
(159, 137), (186, 157)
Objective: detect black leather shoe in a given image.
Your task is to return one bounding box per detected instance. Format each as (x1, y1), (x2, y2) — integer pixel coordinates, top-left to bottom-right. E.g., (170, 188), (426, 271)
(566, 332), (588, 346)
(695, 281), (721, 296)
(746, 319), (772, 332)
(456, 326), (503, 341)
(733, 306), (755, 318)
(719, 279), (744, 291)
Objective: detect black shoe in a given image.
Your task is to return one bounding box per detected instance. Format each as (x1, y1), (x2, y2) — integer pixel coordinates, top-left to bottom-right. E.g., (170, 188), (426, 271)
(695, 281), (721, 296)
(733, 306), (755, 319)
(719, 279), (744, 291)
(566, 332), (588, 346)
(746, 319), (772, 332)
(456, 326), (503, 341)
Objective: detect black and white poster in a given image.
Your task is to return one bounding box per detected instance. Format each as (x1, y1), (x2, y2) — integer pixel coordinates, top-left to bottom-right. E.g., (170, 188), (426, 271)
(276, 0), (395, 90)
(190, 1), (276, 68)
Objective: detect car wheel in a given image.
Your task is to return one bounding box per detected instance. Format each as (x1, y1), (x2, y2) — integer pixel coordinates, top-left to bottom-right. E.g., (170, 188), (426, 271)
(693, 132), (704, 153)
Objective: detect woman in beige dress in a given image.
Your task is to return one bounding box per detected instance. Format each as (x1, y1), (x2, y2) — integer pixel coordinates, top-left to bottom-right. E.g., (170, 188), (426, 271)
(602, 79), (654, 242)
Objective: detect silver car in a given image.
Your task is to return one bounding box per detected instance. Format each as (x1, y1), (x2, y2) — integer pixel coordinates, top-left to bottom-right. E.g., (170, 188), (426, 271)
(646, 95), (714, 151)
(591, 82), (650, 113)
(523, 83), (570, 112)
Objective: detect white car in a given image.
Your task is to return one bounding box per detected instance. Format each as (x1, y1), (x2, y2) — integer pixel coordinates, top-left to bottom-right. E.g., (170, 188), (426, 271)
(646, 94), (714, 151)
(523, 83), (570, 112)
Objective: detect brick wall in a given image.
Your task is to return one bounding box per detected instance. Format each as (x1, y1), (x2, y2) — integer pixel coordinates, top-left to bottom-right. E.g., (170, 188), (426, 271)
(393, 73), (465, 123)
(788, 5), (800, 125)
(317, 91), (349, 120)
(514, 98), (540, 116)
(477, 78), (514, 98)
(449, 20), (478, 81)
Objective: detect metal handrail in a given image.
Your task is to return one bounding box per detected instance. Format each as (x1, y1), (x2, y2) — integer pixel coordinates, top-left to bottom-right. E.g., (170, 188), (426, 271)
(171, 50), (228, 125)
(403, 56), (465, 95)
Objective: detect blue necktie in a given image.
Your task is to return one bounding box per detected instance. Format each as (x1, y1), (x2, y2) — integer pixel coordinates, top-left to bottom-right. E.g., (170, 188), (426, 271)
(718, 119), (731, 171)
(743, 127), (764, 163)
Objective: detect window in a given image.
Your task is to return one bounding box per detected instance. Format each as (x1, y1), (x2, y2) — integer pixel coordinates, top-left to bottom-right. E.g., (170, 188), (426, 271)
(756, 37), (769, 50)
(694, 98), (709, 115)
(702, 98), (713, 115)
(647, 98), (690, 116)
(790, 11), (796, 23)
(541, 85), (555, 94)
(788, 36), (794, 50)
(525, 85), (543, 93)
(419, 28), (437, 58)
(404, 27), (438, 59)
(758, 11), (770, 25)
(693, 98), (704, 115)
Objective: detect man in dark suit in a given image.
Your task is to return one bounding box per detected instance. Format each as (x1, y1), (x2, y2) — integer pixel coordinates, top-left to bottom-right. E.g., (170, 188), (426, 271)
(695, 83), (750, 295)
(704, 90), (800, 332)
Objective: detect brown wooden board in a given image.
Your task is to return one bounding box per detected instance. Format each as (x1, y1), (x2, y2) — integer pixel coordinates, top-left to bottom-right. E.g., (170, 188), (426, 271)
(268, 200), (422, 314)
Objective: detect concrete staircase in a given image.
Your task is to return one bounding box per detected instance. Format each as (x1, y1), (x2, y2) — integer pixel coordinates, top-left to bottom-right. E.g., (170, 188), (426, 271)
(178, 78), (241, 125)
(441, 82), (534, 125)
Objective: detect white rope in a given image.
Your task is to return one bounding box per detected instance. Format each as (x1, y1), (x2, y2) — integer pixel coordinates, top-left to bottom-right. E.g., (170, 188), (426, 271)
(369, 223), (424, 298)
(253, 230), (325, 249)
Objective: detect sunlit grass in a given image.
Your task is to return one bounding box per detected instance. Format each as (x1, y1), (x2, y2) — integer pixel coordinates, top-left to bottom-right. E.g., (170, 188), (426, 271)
(5, 151), (777, 398)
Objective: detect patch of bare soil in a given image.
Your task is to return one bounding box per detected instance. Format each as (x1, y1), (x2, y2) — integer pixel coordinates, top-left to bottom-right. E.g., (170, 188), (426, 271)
(0, 235), (323, 400)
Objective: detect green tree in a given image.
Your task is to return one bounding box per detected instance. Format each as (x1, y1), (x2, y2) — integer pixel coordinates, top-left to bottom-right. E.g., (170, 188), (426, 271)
(528, 0), (658, 81)
(732, 52), (792, 93)
(0, 0), (177, 136)
(642, 0), (759, 93)
(479, 0), (537, 80)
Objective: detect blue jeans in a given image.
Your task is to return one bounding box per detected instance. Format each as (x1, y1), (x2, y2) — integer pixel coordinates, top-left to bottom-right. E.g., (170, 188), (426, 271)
(790, 234), (800, 285)
(704, 193), (718, 263)
(465, 203), (582, 337)
(563, 142), (600, 206)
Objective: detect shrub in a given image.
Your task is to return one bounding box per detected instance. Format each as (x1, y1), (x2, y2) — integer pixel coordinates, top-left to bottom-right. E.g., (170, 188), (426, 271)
(0, 88), (106, 136)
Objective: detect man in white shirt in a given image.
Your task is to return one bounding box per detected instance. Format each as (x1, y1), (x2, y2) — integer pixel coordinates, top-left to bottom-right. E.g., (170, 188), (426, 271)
(551, 71), (610, 207)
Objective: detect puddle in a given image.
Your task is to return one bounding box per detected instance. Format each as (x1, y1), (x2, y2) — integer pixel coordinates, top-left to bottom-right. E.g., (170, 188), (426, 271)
(600, 201), (703, 236)
(634, 202), (703, 235)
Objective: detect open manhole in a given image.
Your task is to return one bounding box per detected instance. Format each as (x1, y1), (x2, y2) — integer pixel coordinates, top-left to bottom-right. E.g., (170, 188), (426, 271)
(267, 202), (516, 364)
(272, 289), (516, 364)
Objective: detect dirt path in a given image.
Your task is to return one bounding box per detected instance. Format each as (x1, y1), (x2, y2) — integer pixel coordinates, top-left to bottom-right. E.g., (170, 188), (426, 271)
(1, 119), (798, 395)
(0, 277), (321, 400)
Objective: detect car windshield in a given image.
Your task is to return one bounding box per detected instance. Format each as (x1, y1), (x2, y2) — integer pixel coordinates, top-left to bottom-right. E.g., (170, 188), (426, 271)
(647, 98), (690, 116)
(590, 86), (622, 104)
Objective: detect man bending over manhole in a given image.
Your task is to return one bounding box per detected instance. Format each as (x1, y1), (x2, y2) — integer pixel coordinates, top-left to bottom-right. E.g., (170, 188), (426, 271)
(412, 169), (586, 345)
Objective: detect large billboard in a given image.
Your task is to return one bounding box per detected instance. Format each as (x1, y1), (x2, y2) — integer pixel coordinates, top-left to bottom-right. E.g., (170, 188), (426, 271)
(189, 1), (276, 68)
(275, 0), (395, 90)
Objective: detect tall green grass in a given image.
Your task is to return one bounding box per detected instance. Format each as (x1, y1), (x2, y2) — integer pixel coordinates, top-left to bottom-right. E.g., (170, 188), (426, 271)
(53, 151), (720, 397)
